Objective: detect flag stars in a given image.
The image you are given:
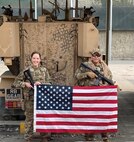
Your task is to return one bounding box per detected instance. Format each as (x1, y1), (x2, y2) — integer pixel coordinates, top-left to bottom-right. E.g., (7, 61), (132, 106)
(65, 104), (67, 107)
(41, 88), (44, 91)
(53, 93), (56, 96)
(53, 99), (56, 101)
(41, 103), (44, 106)
(41, 93), (44, 96)
(47, 98), (50, 101)
(68, 91), (70, 94)
(67, 107), (71, 109)
(53, 104), (56, 107)
(36, 85), (72, 110)
(41, 98), (44, 101)
(47, 103), (50, 107)
(62, 101), (65, 104)
(50, 86), (53, 89)
(38, 106), (41, 109)
(56, 86), (59, 89)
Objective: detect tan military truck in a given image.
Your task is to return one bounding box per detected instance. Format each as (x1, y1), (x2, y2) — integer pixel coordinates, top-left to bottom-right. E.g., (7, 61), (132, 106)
(0, 16), (99, 120)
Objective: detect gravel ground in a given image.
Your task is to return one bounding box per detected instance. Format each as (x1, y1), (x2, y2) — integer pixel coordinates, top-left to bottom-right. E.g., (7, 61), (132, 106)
(0, 133), (117, 142)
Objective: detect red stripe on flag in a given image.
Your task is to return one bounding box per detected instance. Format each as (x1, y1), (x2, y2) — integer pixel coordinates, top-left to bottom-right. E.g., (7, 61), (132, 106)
(36, 114), (117, 119)
(73, 100), (118, 103)
(73, 92), (117, 96)
(73, 85), (118, 90)
(36, 129), (118, 134)
(36, 121), (117, 126)
(72, 107), (118, 111)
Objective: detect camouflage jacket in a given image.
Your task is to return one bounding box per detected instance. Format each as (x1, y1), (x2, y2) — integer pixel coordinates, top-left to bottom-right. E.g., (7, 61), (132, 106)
(75, 60), (112, 86)
(13, 65), (51, 100)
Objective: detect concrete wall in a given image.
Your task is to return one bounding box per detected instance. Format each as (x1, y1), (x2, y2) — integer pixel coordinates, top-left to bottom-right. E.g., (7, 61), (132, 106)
(99, 31), (134, 60)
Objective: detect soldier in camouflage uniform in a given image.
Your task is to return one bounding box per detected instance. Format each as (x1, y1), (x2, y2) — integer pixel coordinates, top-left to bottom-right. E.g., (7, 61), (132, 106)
(13, 51), (51, 142)
(75, 49), (112, 142)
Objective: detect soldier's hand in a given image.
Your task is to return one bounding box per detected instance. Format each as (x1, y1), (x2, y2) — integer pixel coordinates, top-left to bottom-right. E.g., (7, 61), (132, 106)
(86, 72), (96, 79)
(34, 81), (41, 86)
(25, 82), (33, 88)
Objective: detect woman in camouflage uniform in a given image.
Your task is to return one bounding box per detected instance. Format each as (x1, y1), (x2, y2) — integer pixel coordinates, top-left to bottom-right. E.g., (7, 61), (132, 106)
(75, 49), (112, 142)
(13, 51), (51, 142)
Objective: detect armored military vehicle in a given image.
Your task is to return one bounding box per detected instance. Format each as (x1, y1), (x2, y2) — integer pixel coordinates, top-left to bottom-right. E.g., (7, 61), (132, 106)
(0, 1), (99, 120)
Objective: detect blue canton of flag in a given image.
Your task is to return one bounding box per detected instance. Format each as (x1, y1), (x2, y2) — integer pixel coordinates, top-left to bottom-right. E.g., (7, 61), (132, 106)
(36, 84), (73, 110)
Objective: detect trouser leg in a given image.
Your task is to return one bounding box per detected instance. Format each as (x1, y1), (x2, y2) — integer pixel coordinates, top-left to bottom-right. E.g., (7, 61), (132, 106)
(85, 133), (94, 141)
(101, 133), (109, 142)
(40, 133), (51, 142)
(24, 100), (34, 141)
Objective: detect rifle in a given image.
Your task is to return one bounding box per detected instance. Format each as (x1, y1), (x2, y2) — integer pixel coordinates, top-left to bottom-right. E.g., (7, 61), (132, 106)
(80, 62), (114, 86)
(24, 69), (34, 94)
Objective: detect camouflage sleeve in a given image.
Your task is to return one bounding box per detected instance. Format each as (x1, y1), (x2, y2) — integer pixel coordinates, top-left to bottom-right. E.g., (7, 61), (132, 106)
(12, 71), (25, 88)
(107, 69), (113, 80)
(101, 60), (113, 80)
(75, 66), (87, 80)
(44, 68), (52, 84)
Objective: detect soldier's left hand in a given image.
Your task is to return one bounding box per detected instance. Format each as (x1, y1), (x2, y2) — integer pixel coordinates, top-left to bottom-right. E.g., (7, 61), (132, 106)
(34, 81), (41, 85)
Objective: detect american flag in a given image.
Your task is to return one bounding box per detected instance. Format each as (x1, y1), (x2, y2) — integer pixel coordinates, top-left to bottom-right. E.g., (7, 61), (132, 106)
(34, 84), (118, 134)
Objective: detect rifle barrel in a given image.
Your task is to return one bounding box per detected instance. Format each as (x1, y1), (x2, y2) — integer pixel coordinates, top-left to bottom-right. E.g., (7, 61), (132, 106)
(80, 63), (114, 85)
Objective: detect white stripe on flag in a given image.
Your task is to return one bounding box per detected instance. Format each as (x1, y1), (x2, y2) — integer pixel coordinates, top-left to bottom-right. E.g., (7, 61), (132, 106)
(35, 117), (117, 123)
(35, 125), (117, 130)
(73, 88), (117, 93)
(35, 110), (118, 115)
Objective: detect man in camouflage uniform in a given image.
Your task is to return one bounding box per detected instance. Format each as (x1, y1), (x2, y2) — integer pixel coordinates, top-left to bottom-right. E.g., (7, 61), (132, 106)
(75, 49), (112, 142)
(13, 51), (51, 142)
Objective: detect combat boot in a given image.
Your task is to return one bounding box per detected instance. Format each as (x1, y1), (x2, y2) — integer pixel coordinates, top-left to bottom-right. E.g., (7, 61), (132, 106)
(85, 134), (95, 141)
(25, 139), (31, 142)
(41, 133), (51, 142)
(103, 138), (110, 142)
(41, 137), (48, 142)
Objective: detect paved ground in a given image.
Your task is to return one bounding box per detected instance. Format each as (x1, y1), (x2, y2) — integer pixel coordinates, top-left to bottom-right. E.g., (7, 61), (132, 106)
(0, 60), (134, 142)
(109, 60), (134, 92)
